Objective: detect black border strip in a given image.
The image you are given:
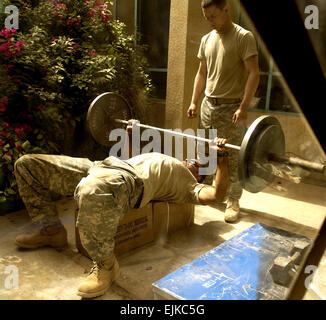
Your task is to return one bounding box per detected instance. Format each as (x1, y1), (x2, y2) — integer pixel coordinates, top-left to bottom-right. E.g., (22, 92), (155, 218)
(241, 0), (326, 152)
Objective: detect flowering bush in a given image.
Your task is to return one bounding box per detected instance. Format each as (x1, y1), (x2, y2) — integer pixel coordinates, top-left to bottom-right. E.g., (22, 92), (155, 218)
(0, 0), (152, 209)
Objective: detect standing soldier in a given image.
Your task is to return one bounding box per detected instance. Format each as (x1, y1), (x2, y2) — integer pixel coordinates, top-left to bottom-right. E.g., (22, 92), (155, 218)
(188, 0), (260, 222)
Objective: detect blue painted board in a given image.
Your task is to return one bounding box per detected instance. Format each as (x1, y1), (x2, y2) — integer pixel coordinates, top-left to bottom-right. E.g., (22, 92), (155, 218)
(152, 223), (311, 300)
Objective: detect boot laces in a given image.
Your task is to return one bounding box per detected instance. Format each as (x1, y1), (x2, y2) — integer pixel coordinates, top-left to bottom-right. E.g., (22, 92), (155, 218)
(89, 262), (101, 276)
(227, 199), (239, 209)
(89, 260), (110, 277)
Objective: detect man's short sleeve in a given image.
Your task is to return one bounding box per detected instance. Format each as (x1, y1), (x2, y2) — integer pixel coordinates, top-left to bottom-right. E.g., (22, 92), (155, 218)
(192, 183), (206, 204)
(239, 32), (258, 61)
(197, 35), (206, 60)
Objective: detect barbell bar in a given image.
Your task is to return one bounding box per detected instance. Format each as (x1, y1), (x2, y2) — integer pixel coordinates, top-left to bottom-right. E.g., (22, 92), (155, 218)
(113, 119), (324, 173)
(114, 119), (241, 151)
(87, 92), (325, 193)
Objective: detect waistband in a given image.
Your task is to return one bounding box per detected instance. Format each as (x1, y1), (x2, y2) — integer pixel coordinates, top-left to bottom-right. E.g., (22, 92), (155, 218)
(206, 96), (241, 105)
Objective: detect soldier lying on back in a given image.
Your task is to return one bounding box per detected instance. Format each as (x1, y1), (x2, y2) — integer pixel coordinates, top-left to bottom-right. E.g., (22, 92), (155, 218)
(14, 120), (230, 299)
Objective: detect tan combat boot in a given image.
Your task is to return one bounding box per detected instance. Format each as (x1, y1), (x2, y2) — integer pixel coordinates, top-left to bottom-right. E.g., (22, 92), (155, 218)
(77, 256), (120, 299)
(15, 224), (68, 250)
(224, 199), (240, 223)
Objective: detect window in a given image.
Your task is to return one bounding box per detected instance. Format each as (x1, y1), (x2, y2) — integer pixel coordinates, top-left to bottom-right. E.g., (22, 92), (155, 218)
(135, 0), (171, 100)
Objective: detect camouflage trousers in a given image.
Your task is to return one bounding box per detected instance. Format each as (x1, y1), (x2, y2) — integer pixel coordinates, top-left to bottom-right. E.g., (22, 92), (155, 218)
(14, 154), (143, 262)
(198, 96), (247, 201)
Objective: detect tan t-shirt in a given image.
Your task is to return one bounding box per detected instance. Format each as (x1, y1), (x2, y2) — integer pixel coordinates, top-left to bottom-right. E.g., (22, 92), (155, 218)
(125, 153), (205, 208)
(198, 23), (258, 99)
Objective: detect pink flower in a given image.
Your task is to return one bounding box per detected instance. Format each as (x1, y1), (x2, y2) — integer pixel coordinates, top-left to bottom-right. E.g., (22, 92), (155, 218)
(0, 139), (5, 146)
(0, 28), (16, 40)
(0, 42), (10, 53)
(73, 44), (79, 50)
(2, 152), (13, 161)
(0, 104), (6, 112)
(14, 126), (25, 136)
(0, 96), (8, 105)
(88, 50), (97, 57)
(66, 19), (73, 26)
(22, 124), (32, 133)
(102, 15), (110, 23)
(0, 131), (6, 137)
(15, 145), (23, 152)
(14, 40), (26, 53)
(0, 42), (14, 57)
(2, 122), (10, 129)
(6, 64), (14, 71)
(37, 105), (45, 111)
(95, 1), (106, 8)
(55, 3), (67, 10)
(2, 152), (12, 159)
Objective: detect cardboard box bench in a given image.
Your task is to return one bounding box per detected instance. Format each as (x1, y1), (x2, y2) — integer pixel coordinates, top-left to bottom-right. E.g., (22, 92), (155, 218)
(75, 201), (194, 259)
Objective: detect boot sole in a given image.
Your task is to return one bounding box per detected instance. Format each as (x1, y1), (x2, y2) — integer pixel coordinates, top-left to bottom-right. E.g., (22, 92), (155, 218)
(77, 263), (120, 299)
(15, 240), (68, 250)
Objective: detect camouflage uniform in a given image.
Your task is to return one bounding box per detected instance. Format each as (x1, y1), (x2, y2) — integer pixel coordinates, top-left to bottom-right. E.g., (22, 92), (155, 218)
(198, 97), (246, 201)
(14, 154), (143, 263)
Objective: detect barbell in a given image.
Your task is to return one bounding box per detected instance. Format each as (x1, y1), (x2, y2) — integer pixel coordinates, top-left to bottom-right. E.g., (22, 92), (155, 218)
(87, 92), (325, 193)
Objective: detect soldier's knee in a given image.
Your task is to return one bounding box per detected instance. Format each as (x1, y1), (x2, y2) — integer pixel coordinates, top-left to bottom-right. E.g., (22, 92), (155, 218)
(75, 178), (97, 197)
(14, 154), (34, 172)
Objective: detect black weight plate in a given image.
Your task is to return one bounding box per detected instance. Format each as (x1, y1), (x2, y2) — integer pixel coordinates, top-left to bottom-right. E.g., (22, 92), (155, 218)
(87, 92), (132, 146)
(247, 124), (285, 193)
(238, 116), (285, 193)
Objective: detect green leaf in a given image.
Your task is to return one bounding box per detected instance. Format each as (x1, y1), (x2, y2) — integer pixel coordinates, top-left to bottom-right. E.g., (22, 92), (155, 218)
(3, 155), (12, 162)
(31, 147), (45, 153)
(22, 141), (31, 151)
(6, 188), (17, 195)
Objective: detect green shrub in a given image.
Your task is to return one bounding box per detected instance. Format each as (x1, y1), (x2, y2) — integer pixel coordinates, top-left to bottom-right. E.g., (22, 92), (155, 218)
(0, 0), (152, 207)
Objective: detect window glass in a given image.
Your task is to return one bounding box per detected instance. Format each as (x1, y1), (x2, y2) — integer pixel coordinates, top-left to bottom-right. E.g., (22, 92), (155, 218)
(137, 0), (171, 99)
(269, 76), (297, 113)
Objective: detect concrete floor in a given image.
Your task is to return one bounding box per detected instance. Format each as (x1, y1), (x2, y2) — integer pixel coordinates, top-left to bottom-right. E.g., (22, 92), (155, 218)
(0, 178), (325, 300)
